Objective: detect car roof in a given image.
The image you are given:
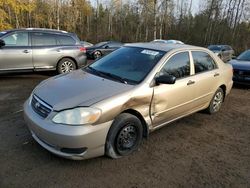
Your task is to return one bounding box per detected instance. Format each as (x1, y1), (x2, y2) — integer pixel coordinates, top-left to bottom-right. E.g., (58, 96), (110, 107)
(125, 42), (204, 52)
(2, 28), (69, 34)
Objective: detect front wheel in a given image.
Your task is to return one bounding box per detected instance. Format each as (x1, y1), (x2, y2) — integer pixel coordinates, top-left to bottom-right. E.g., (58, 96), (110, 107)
(57, 58), (76, 74)
(206, 88), (224, 114)
(105, 113), (143, 159)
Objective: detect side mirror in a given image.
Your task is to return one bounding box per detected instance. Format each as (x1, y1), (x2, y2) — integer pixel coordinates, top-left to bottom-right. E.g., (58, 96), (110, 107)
(0, 39), (5, 47)
(104, 45), (109, 49)
(232, 56), (236, 59)
(221, 48), (226, 52)
(155, 75), (176, 85)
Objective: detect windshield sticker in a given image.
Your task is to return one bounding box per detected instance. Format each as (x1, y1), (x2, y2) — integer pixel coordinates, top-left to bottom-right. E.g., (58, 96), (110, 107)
(141, 50), (159, 56)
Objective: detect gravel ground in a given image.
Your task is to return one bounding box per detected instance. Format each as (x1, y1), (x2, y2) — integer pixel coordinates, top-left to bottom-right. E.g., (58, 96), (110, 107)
(0, 71), (249, 188)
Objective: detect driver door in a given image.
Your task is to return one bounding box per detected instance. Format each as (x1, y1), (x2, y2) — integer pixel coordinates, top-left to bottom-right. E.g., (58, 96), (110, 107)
(0, 31), (33, 70)
(151, 51), (197, 127)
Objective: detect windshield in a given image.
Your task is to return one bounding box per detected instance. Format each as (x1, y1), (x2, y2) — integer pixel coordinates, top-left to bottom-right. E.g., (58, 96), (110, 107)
(85, 47), (166, 84)
(0, 31), (7, 38)
(94, 42), (108, 47)
(237, 50), (250, 61)
(208, 45), (222, 51)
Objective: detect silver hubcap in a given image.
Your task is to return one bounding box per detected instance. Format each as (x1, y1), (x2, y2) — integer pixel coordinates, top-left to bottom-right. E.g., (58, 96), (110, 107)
(61, 61), (74, 73)
(94, 51), (101, 59)
(212, 91), (223, 112)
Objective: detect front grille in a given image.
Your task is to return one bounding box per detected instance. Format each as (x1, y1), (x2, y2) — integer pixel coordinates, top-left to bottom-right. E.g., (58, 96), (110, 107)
(31, 95), (52, 118)
(234, 69), (250, 78)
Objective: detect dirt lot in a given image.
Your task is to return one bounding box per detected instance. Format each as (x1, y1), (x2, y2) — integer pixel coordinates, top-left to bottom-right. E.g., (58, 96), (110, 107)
(0, 71), (249, 188)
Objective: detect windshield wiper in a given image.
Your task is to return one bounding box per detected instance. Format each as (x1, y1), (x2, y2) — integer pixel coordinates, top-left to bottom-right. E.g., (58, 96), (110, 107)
(86, 66), (103, 77)
(86, 67), (127, 84)
(98, 70), (128, 84)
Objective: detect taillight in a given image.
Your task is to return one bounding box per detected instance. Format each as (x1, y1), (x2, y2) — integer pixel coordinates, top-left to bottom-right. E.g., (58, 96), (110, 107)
(79, 47), (86, 53)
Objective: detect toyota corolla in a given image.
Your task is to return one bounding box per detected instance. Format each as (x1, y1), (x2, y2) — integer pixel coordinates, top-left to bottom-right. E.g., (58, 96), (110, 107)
(24, 43), (233, 160)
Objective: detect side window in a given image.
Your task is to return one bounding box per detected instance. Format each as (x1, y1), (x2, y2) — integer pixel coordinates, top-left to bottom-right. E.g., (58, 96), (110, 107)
(56, 35), (76, 45)
(2, 32), (28, 46)
(32, 32), (57, 46)
(160, 52), (190, 79)
(108, 43), (121, 48)
(192, 51), (217, 74)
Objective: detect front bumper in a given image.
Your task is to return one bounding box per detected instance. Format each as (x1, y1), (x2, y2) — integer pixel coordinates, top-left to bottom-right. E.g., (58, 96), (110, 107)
(23, 100), (112, 160)
(86, 51), (94, 59)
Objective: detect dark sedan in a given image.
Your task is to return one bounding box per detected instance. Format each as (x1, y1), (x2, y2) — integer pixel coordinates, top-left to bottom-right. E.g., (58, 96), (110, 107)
(229, 49), (250, 85)
(86, 41), (123, 59)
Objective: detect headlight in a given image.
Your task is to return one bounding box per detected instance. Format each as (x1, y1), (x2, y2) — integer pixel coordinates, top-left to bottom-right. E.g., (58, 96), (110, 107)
(52, 107), (101, 125)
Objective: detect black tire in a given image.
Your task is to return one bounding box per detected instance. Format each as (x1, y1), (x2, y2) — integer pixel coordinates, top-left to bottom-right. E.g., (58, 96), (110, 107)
(57, 58), (76, 74)
(105, 113), (143, 159)
(206, 88), (224, 114)
(93, 51), (102, 59)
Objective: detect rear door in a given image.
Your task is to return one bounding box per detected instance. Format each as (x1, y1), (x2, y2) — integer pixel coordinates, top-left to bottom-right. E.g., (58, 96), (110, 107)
(0, 31), (33, 70)
(31, 32), (61, 69)
(189, 51), (220, 109)
(151, 51), (197, 127)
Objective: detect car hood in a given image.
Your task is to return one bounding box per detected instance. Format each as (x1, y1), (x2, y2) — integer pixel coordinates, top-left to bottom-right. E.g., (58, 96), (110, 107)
(229, 59), (250, 70)
(33, 69), (134, 111)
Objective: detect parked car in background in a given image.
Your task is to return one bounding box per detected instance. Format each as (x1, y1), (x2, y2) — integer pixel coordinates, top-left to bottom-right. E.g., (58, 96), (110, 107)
(0, 28), (87, 74)
(80, 41), (93, 48)
(151, 39), (184, 44)
(86, 41), (123, 59)
(208, 45), (234, 62)
(229, 49), (250, 85)
(24, 43), (233, 160)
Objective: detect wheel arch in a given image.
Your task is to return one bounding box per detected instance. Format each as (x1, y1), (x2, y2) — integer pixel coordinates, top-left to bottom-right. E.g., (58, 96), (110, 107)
(219, 84), (226, 101)
(121, 109), (149, 138)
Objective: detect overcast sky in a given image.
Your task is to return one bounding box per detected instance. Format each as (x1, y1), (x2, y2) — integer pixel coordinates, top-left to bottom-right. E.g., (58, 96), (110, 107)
(89, 0), (202, 15)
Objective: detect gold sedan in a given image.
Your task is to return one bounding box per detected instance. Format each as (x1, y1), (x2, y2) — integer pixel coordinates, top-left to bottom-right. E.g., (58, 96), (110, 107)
(24, 43), (233, 160)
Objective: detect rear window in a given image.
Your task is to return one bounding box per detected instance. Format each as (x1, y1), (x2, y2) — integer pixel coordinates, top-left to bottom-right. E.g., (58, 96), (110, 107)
(57, 35), (76, 45)
(32, 32), (57, 46)
(192, 51), (217, 73)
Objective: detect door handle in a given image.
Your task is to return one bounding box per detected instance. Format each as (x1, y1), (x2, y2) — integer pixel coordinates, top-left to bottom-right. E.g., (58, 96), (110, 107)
(214, 73), (220, 77)
(187, 80), (195, 85)
(23, 50), (30, 53)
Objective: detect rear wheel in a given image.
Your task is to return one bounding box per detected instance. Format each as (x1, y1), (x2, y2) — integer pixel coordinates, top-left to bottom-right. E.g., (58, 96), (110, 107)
(206, 88), (224, 114)
(105, 113), (143, 159)
(57, 58), (76, 74)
